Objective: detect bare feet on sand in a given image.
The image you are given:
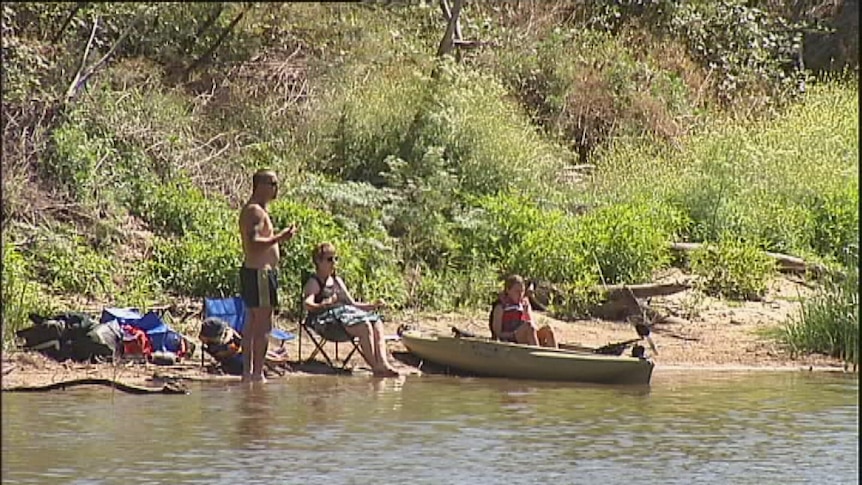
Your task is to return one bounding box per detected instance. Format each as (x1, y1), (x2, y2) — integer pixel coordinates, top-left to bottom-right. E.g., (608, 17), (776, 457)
(372, 366), (401, 378)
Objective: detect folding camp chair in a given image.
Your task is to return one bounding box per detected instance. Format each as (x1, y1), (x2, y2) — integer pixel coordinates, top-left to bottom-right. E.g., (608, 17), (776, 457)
(201, 296), (296, 368)
(297, 312), (363, 370)
(292, 271), (359, 370)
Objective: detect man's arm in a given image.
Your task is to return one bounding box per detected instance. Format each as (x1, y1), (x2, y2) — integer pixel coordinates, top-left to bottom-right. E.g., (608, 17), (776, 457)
(241, 206), (295, 249)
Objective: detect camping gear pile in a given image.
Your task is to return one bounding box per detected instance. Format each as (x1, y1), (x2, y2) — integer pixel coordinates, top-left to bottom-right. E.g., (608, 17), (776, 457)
(15, 308), (194, 364)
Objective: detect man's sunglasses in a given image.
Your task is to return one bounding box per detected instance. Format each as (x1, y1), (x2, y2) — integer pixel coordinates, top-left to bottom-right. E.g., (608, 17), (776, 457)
(325, 256), (338, 263)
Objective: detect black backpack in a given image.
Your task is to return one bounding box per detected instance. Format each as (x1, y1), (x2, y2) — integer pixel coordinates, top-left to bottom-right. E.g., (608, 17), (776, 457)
(199, 317), (243, 375)
(70, 320), (123, 362)
(17, 312), (100, 361)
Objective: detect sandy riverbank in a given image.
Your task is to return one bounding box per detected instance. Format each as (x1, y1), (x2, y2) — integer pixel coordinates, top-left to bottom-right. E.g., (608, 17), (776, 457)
(1, 274), (853, 392)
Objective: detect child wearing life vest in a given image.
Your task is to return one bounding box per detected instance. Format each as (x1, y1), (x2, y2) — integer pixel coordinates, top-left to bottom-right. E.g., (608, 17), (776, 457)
(490, 274), (558, 348)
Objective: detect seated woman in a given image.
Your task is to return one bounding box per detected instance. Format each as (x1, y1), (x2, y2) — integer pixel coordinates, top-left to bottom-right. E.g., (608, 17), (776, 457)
(490, 274), (558, 348)
(303, 242), (400, 377)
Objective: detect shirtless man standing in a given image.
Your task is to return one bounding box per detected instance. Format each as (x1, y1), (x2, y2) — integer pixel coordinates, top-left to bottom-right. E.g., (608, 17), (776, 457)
(238, 169), (298, 383)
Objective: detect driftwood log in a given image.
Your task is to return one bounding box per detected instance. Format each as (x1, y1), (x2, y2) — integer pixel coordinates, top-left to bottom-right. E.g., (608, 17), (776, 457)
(530, 279), (692, 321)
(668, 242), (834, 277)
(2, 378), (189, 395)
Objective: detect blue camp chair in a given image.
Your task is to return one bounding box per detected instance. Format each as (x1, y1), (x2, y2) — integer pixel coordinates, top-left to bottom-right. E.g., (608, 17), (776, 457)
(201, 296), (295, 374)
(202, 296), (295, 344)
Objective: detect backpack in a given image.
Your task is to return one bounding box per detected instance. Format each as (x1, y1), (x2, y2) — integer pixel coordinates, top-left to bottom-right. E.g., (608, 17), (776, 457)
(70, 320), (123, 362)
(16, 319), (68, 361)
(199, 317), (243, 375)
(17, 312), (99, 362)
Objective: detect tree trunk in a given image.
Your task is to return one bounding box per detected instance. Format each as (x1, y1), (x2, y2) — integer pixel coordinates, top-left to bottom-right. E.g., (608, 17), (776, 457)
(436, 0), (464, 58)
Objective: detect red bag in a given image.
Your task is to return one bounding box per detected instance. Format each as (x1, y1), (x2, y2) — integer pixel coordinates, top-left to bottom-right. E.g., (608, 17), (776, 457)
(121, 325), (154, 358)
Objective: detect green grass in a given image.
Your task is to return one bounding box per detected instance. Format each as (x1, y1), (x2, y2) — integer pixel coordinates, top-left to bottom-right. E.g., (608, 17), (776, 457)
(780, 252), (859, 365)
(587, 82), (858, 263)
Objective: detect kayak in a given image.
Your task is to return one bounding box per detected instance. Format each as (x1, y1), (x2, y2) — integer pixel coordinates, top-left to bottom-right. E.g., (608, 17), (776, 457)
(400, 329), (654, 385)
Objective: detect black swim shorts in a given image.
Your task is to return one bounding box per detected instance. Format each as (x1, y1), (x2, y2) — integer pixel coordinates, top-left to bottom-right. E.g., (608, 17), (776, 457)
(239, 266), (279, 309)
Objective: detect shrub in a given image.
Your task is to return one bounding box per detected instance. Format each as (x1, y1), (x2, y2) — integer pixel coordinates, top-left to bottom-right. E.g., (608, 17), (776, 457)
(26, 229), (116, 298)
(45, 118), (118, 204)
(269, 196), (407, 314)
(131, 180), (232, 237)
(689, 235), (776, 300)
(150, 228), (241, 299)
(588, 82), (858, 263)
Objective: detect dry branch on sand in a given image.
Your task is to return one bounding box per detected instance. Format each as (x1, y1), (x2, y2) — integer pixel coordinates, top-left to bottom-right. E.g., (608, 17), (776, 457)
(668, 242), (835, 278)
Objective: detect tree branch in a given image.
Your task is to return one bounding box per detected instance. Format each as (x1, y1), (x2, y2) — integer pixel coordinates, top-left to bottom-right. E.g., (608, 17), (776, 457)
(64, 12), (142, 105)
(436, 0), (464, 58)
(51, 2), (88, 44)
(439, 0), (462, 41)
(184, 3), (225, 56)
(185, 3), (252, 77)
(64, 16), (99, 103)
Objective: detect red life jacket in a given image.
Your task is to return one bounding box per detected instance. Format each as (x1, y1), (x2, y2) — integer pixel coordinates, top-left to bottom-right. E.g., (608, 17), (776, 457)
(498, 294), (531, 336)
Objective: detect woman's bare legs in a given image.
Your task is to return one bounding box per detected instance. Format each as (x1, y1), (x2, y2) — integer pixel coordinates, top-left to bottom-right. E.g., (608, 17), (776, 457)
(372, 321), (399, 374)
(537, 325), (558, 348)
(345, 323), (397, 377)
(514, 323), (540, 346)
(345, 322), (376, 367)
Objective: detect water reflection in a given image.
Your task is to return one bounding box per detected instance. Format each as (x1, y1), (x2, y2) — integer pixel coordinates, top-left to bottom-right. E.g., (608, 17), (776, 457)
(2, 372), (857, 485)
(235, 384), (274, 448)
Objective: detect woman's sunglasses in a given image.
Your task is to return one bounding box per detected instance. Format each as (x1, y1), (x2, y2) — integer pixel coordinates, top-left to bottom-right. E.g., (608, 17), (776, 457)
(325, 256), (338, 263)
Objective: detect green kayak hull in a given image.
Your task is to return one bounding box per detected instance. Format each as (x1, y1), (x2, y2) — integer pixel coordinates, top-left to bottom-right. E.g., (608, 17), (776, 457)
(401, 330), (654, 385)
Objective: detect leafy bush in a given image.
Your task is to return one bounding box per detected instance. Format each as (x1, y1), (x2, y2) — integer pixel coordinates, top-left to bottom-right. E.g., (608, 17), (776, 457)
(448, 192), (686, 315)
(131, 180), (232, 237)
(584, 0), (807, 107)
(689, 235), (776, 300)
(45, 119), (118, 203)
(23, 229), (116, 298)
(269, 196), (407, 315)
(150, 228), (240, 299)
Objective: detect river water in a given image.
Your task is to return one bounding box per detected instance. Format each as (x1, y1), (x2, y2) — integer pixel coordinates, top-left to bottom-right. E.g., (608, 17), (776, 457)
(2, 370), (857, 485)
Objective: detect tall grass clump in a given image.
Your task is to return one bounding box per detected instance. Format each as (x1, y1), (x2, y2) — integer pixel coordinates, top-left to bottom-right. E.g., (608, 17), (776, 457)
(2, 236), (57, 349)
(306, 57), (569, 274)
(781, 249), (859, 365)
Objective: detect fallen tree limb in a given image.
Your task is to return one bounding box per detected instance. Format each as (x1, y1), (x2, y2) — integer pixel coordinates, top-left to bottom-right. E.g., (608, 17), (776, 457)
(2, 378), (188, 395)
(600, 282), (691, 299)
(651, 328), (700, 342)
(668, 242), (834, 277)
